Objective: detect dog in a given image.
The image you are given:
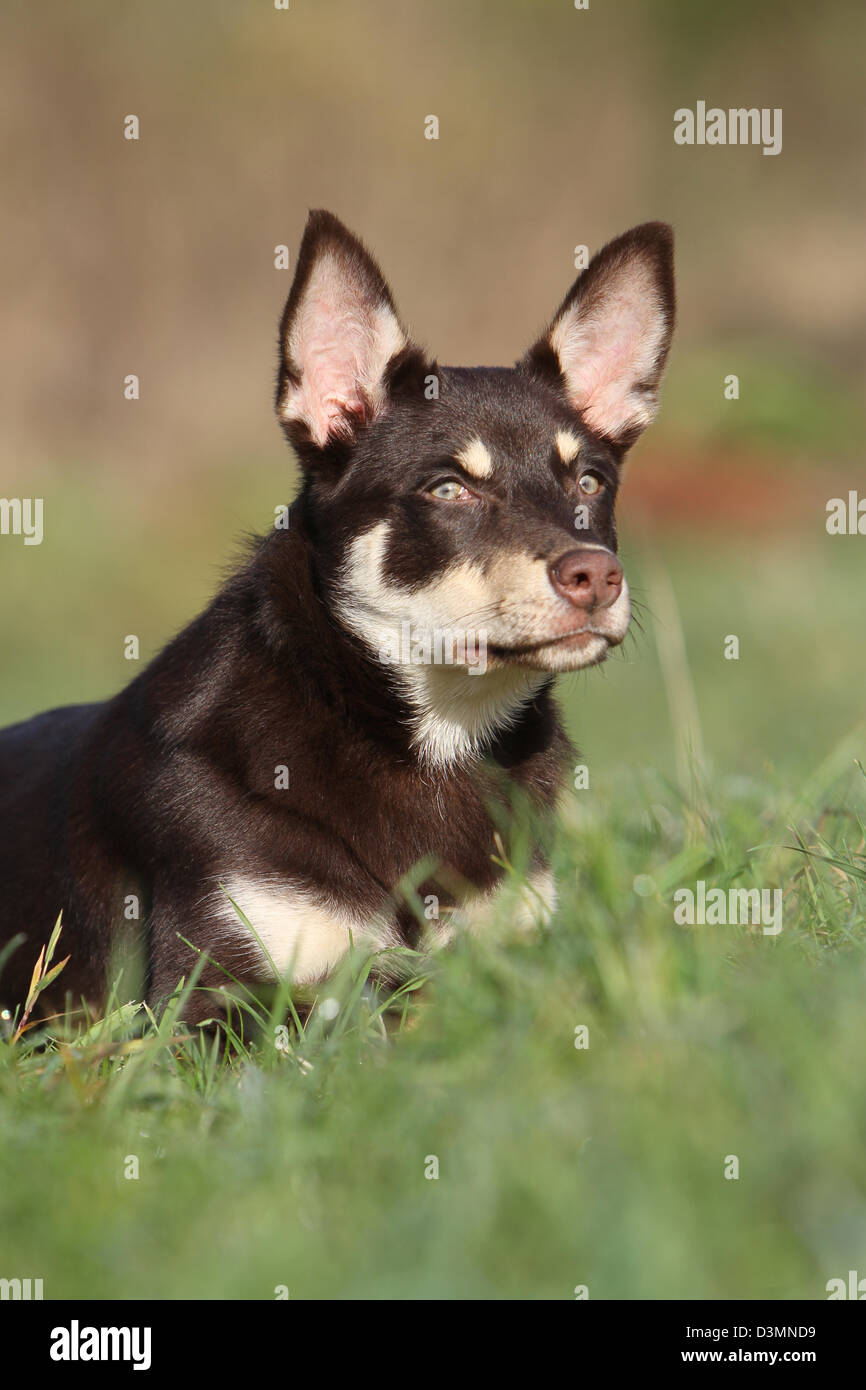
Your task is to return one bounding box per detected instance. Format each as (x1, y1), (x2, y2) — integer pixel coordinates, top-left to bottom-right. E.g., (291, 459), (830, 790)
(0, 211), (674, 1025)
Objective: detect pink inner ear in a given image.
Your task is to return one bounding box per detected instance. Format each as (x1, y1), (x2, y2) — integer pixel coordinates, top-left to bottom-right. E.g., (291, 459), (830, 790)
(552, 260), (667, 441)
(296, 295), (374, 441)
(283, 254), (406, 446)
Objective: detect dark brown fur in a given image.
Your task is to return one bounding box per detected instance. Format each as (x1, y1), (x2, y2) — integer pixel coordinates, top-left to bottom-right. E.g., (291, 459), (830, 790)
(0, 210), (674, 1024)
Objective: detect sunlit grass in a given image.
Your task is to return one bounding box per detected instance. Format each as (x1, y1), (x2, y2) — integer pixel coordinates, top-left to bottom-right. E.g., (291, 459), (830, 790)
(0, 752), (863, 1299)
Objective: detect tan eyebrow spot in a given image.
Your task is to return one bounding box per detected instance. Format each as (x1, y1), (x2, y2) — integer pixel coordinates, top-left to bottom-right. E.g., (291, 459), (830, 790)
(455, 438), (494, 480)
(555, 430), (582, 465)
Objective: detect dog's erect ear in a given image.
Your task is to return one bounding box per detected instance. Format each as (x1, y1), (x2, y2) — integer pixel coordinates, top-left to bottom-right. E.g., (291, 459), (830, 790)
(277, 210), (416, 451)
(520, 223), (675, 448)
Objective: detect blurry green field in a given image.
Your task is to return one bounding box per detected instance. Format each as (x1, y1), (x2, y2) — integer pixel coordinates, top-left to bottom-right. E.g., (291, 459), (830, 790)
(1, 467), (864, 1300)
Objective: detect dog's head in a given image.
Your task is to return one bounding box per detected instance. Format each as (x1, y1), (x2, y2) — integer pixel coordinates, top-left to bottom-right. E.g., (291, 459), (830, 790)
(275, 211), (674, 762)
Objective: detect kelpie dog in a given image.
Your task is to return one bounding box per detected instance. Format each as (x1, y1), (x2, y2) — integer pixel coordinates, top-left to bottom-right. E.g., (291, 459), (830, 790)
(0, 212), (674, 1024)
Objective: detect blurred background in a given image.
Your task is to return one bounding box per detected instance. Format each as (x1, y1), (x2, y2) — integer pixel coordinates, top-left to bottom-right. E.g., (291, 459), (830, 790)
(1, 0), (864, 782)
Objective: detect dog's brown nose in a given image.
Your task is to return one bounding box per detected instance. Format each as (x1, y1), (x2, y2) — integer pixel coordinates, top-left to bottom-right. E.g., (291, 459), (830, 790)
(548, 548), (623, 610)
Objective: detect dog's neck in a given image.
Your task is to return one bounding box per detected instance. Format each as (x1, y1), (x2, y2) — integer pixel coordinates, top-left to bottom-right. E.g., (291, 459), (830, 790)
(254, 523), (546, 772)
(387, 659), (545, 769)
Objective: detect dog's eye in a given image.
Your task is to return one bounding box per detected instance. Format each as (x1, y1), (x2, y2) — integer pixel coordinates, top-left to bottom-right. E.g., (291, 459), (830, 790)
(578, 472), (603, 496)
(428, 479), (474, 501)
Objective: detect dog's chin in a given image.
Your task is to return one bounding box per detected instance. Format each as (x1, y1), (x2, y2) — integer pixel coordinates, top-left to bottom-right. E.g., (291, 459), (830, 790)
(488, 628), (623, 674)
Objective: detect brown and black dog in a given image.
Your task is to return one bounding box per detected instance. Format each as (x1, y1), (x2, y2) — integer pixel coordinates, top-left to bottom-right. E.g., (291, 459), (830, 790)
(0, 211), (674, 1023)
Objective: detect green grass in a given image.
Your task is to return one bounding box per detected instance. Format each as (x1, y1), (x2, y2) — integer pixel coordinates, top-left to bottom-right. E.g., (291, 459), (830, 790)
(0, 756), (864, 1300)
(1, 469), (865, 1300)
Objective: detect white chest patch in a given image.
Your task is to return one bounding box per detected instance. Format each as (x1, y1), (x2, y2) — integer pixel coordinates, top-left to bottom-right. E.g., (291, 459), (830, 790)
(213, 878), (396, 984)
